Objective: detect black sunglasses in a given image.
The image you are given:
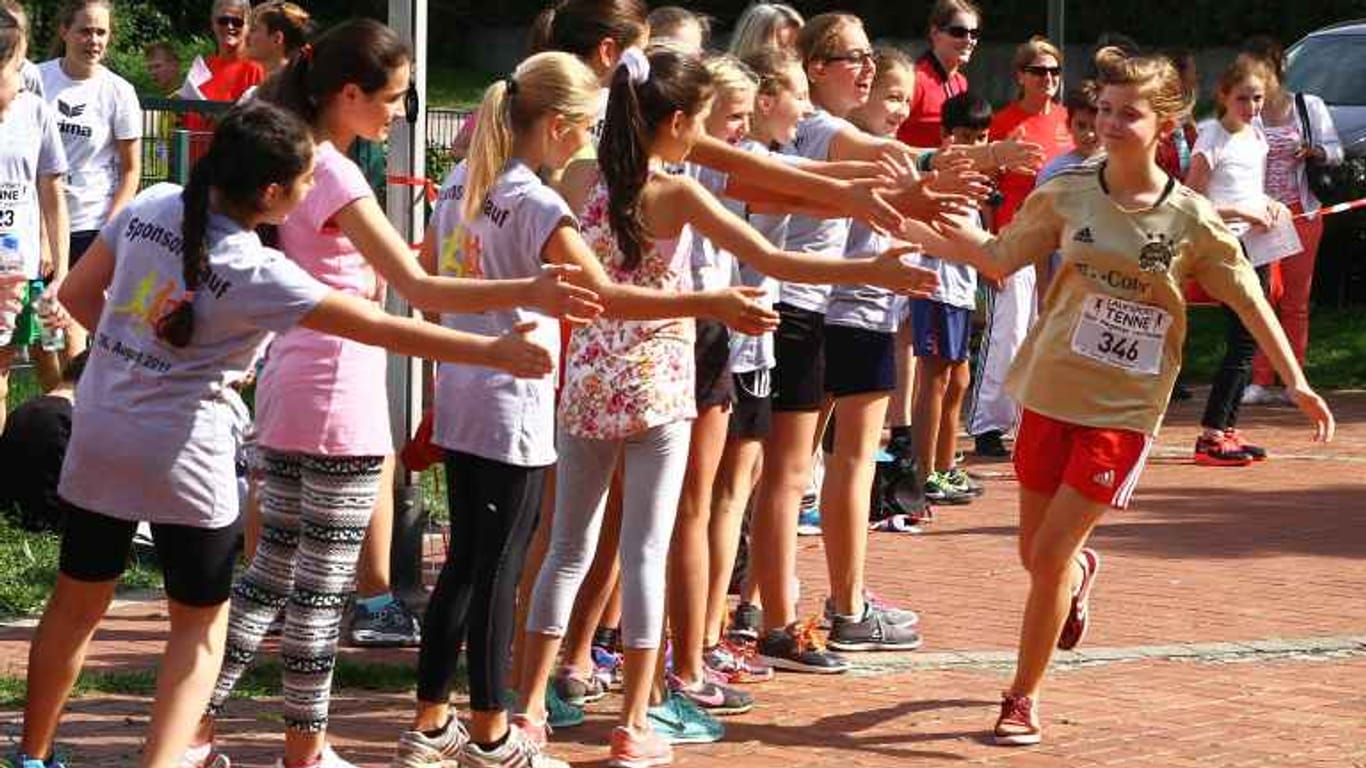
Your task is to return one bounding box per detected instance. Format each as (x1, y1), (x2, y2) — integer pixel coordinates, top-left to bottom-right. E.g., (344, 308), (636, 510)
(823, 48), (875, 66)
(1022, 65), (1062, 77)
(943, 25), (980, 40)
(215, 15), (245, 29)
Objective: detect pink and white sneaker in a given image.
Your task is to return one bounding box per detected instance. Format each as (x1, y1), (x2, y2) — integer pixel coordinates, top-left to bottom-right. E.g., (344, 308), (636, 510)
(607, 726), (673, 768)
(1058, 548), (1101, 651)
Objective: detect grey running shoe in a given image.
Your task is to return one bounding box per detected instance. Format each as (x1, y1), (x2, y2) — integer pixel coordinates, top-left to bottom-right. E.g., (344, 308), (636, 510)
(349, 598), (422, 647)
(828, 605), (924, 652)
(460, 725), (567, 768)
(392, 717), (469, 767)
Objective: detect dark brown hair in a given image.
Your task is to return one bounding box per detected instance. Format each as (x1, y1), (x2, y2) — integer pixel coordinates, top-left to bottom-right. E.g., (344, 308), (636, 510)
(1064, 79), (1100, 116)
(599, 45), (713, 271)
(159, 102), (314, 347)
(259, 18), (410, 127)
(528, 0), (647, 58)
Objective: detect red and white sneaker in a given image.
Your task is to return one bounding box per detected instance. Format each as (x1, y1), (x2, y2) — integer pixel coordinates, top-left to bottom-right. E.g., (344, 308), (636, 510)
(993, 693), (1041, 746)
(1058, 548), (1101, 651)
(607, 726), (673, 768)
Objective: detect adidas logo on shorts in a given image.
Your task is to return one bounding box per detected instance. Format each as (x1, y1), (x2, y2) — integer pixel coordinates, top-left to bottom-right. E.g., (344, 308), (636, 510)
(1073, 226), (1095, 244)
(1091, 469), (1115, 488)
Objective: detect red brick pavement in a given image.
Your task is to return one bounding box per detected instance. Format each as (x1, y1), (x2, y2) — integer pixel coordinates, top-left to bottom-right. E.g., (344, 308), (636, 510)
(2, 392), (1364, 766)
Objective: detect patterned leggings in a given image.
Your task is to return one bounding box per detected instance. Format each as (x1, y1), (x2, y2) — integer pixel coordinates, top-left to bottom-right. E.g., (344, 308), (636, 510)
(207, 451), (384, 732)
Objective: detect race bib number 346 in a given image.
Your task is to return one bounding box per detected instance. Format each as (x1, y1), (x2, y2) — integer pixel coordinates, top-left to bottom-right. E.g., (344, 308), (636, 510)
(1069, 293), (1171, 375)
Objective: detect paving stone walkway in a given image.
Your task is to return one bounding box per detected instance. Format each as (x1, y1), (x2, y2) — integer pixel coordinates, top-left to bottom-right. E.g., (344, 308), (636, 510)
(3, 391), (1364, 767)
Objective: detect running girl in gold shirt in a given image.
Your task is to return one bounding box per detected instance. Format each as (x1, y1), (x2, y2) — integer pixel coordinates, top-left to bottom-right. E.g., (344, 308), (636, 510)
(905, 46), (1334, 747)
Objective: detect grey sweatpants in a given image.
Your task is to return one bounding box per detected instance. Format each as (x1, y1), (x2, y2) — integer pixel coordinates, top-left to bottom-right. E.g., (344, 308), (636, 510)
(527, 421), (691, 650)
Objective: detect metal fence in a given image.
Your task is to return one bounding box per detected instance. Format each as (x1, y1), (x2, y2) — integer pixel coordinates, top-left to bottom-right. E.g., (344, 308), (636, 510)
(137, 97), (473, 190)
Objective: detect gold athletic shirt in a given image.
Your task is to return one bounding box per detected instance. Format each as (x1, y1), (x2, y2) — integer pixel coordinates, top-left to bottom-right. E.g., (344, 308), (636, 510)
(985, 164), (1266, 435)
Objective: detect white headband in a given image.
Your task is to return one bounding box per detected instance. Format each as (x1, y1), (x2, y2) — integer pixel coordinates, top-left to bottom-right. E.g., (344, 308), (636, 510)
(619, 47), (650, 85)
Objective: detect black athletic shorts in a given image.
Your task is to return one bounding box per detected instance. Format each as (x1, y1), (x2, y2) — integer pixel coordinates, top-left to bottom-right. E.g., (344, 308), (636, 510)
(771, 303), (826, 412)
(823, 323), (896, 397)
(694, 319), (735, 408)
(728, 369), (773, 439)
(59, 502), (242, 607)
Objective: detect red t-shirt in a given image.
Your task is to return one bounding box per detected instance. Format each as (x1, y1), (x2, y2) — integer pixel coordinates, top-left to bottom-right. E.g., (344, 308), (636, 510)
(988, 101), (1074, 230)
(184, 55), (266, 133)
(896, 53), (968, 149)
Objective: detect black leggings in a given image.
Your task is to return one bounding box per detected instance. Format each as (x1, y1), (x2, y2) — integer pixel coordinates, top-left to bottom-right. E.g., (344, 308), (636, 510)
(416, 451), (547, 711)
(1202, 264), (1269, 431)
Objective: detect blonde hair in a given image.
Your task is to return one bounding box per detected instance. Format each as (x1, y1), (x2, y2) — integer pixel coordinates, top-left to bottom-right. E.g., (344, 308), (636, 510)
(1093, 46), (1192, 126)
(742, 47), (801, 97)
(872, 47), (914, 90)
(729, 3), (804, 60)
(1213, 55), (1272, 117)
(463, 51), (601, 222)
(704, 53), (758, 102)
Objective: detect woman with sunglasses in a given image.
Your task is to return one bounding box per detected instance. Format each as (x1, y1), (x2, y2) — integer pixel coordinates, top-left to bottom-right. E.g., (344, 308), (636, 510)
(895, 0), (979, 149)
(966, 36), (1073, 462)
(184, 0), (264, 133)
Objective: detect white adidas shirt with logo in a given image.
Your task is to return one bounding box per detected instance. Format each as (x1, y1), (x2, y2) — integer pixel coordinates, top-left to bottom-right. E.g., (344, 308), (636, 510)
(38, 59), (142, 232)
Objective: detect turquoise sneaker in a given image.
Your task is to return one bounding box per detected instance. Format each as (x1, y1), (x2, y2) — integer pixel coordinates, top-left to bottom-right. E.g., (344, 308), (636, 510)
(545, 683), (585, 729)
(499, 686), (585, 729)
(796, 506), (822, 536)
(646, 690), (724, 744)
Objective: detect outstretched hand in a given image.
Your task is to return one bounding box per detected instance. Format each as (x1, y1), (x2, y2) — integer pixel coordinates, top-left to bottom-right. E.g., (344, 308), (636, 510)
(530, 263), (604, 326)
(491, 321), (555, 379)
(873, 244), (939, 298)
(884, 174), (975, 230)
(711, 286), (780, 336)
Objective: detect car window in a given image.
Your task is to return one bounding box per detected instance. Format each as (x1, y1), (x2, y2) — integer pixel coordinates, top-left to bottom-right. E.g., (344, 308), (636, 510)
(1285, 34), (1366, 106)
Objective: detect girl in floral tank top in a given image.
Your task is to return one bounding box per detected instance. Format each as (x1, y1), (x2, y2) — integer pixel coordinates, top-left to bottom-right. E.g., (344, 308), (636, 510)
(559, 177), (697, 439)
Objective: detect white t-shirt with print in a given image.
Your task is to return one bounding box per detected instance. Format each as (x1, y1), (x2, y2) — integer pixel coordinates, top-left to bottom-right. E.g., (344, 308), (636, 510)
(1192, 120), (1268, 239)
(430, 161), (571, 467)
(39, 60), (143, 231)
(0, 92), (69, 277)
(59, 184), (329, 528)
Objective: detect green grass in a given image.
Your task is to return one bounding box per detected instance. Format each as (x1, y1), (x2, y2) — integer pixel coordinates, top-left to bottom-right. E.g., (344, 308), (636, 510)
(0, 657), (438, 708)
(0, 516), (164, 618)
(1181, 305), (1366, 388)
(427, 65), (495, 109)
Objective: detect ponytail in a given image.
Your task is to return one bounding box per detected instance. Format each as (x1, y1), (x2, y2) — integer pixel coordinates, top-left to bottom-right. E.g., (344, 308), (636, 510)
(598, 45), (712, 272)
(158, 162), (211, 348)
(464, 52), (599, 225)
(599, 62), (651, 271)
(462, 80), (514, 223)
(259, 18), (410, 129)
(158, 101), (315, 348)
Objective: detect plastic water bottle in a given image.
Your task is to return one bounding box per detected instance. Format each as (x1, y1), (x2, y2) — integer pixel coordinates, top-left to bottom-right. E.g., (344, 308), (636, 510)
(0, 234), (24, 347)
(38, 291), (65, 352)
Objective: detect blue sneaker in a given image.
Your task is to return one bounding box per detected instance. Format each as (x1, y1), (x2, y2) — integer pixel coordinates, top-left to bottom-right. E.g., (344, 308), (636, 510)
(796, 506), (822, 536)
(875, 448), (895, 463)
(646, 690), (724, 744)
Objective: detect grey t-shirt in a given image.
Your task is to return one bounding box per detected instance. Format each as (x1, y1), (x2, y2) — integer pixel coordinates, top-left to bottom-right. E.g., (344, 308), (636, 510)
(683, 162), (739, 292)
(923, 208), (980, 309)
(727, 139), (787, 374)
(825, 221), (903, 333)
(59, 184), (329, 528)
(0, 92), (68, 277)
(430, 161), (570, 467)
(777, 110), (851, 313)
